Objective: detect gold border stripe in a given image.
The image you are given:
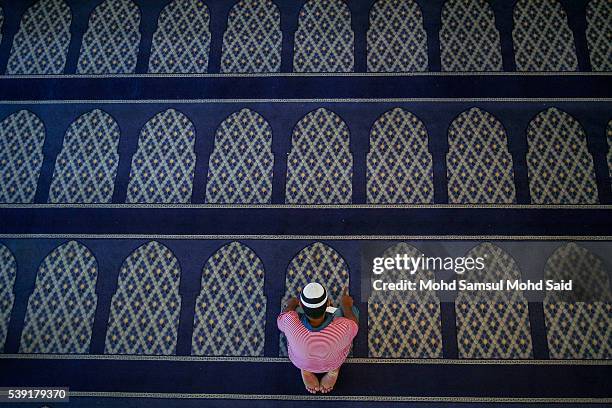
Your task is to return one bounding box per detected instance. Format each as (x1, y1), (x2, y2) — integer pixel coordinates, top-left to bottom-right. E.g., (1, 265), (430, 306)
(0, 71), (611, 79)
(1, 203), (611, 210)
(0, 98), (610, 104)
(1, 354), (610, 365)
(65, 392), (612, 403)
(0, 234), (609, 240)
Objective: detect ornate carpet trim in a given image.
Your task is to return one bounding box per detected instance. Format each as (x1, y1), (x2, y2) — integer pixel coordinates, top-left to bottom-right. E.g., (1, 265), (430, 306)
(60, 392), (612, 403)
(1, 354), (611, 365)
(1, 72), (611, 79)
(0, 98), (610, 104)
(1, 234), (611, 240)
(2, 204), (612, 209)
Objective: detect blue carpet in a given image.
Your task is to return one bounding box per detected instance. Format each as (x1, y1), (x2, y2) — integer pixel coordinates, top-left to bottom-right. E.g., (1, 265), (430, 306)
(0, 0), (611, 406)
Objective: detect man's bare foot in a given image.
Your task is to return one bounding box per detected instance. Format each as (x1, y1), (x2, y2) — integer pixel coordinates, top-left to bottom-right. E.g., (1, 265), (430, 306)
(320, 368), (339, 393)
(301, 370), (320, 394)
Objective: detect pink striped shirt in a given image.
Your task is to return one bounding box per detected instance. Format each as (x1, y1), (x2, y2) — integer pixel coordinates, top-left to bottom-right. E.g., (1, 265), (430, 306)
(277, 311), (358, 373)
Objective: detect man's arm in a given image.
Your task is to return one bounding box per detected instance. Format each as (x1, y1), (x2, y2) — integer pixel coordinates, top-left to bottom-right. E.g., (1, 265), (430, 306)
(283, 297), (299, 313)
(341, 287), (358, 325)
(278, 297), (299, 332)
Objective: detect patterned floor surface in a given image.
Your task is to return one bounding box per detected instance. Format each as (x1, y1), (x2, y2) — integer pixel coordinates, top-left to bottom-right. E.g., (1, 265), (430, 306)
(0, 0), (610, 73)
(0, 103), (610, 205)
(0, 0), (610, 405)
(1, 239), (610, 360)
(368, 243), (443, 358)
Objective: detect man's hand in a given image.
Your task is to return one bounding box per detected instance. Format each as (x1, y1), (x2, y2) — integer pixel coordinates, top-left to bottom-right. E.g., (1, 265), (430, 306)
(341, 286), (353, 309)
(284, 297), (299, 312)
(341, 286), (358, 325)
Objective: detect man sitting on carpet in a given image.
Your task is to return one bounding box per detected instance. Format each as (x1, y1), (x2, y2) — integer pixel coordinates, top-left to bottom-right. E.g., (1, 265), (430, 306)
(277, 283), (359, 394)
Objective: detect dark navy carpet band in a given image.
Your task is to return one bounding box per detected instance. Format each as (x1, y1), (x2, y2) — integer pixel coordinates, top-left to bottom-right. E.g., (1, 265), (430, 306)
(0, 0), (610, 406)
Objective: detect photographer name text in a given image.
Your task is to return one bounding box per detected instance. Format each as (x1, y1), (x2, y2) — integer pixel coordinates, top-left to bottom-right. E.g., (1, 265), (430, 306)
(372, 279), (573, 292)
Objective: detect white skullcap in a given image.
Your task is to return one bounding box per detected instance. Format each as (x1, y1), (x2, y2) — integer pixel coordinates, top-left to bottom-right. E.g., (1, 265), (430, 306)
(300, 282), (328, 309)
